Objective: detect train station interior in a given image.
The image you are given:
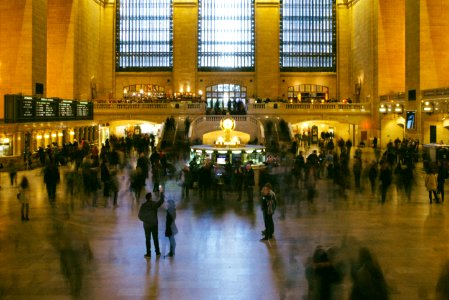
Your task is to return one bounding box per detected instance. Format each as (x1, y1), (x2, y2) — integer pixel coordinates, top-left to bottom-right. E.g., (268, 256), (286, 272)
(1, 0), (449, 299)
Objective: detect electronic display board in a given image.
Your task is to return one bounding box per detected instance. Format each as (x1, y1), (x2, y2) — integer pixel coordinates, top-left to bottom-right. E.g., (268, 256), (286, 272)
(4, 94), (94, 123)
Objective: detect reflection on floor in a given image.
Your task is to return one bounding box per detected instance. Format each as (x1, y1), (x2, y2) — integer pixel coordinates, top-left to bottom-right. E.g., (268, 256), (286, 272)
(0, 158), (448, 300)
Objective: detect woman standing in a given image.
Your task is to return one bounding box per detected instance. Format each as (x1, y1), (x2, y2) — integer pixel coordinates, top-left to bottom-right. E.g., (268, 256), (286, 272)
(165, 200), (178, 257)
(19, 176), (30, 221)
(425, 169), (439, 204)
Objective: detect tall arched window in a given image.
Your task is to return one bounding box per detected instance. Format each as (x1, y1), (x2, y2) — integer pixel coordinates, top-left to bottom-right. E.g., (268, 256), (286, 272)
(280, 0), (336, 71)
(198, 0), (255, 71)
(206, 84), (247, 114)
(116, 0), (173, 71)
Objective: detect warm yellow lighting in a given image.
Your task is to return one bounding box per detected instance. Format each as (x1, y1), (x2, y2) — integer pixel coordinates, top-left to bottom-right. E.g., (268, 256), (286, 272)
(36, 135), (43, 140)
(199, 90), (203, 96)
(222, 118), (234, 130)
(3, 138), (10, 143)
(69, 131), (75, 135)
(51, 133), (57, 138)
(186, 86), (191, 93)
(44, 134), (50, 139)
(205, 150), (213, 154)
(140, 89), (144, 94)
(180, 87), (184, 93)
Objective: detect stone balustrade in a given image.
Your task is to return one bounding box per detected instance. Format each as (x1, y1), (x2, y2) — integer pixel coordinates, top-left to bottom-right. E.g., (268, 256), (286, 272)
(93, 101), (371, 116)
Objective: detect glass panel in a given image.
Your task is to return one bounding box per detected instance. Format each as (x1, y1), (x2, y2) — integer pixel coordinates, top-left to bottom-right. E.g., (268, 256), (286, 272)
(116, 0), (173, 71)
(198, 0), (255, 71)
(280, 0), (336, 72)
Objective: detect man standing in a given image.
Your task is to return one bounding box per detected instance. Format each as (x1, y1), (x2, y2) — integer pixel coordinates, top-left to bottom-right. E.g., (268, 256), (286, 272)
(138, 186), (165, 258)
(260, 183), (277, 241)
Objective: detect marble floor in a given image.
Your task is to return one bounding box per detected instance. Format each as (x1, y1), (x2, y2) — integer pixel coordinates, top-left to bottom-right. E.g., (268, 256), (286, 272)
(0, 158), (448, 300)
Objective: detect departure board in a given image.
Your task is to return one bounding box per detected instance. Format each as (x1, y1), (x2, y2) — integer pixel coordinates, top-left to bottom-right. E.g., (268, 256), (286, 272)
(35, 98), (58, 119)
(59, 100), (77, 120)
(4, 95), (94, 123)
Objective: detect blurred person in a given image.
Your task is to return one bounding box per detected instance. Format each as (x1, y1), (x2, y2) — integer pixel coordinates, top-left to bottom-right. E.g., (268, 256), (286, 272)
(437, 161), (447, 202)
(305, 246), (343, 300)
(425, 169), (439, 204)
(379, 161), (392, 204)
(100, 158), (111, 207)
(44, 160), (60, 203)
(368, 161), (378, 195)
(130, 167), (144, 203)
(352, 156), (362, 191)
(260, 183), (277, 241)
(110, 167), (119, 207)
(18, 176), (30, 221)
(436, 259), (449, 300)
(138, 186), (165, 258)
(164, 200), (178, 257)
(244, 163), (255, 203)
(179, 164), (191, 199)
(234, 162), (244, 201)
(7, 160), (17, 187)
(350, 247), (389, 300)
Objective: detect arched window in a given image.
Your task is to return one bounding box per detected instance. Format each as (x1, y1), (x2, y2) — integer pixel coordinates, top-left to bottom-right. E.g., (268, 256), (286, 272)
(198, 0), (255, 71)
(280, 0), (336, 71)
(206, 84), (247, 114)
(116, 0), (173, 71)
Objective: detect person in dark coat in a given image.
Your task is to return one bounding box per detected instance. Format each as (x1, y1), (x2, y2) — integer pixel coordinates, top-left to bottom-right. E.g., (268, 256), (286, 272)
(437, 161), (447, 202)
(164, 200), (178, 257)
(260, 183), (277, 241)
(350, 247), (389, 300)
(138, 187), (165, 258)
(44, 161), (60, 203)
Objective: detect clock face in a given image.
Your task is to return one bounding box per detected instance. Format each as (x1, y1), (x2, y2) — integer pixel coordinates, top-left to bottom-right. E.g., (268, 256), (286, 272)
(222, 118), (234, 130)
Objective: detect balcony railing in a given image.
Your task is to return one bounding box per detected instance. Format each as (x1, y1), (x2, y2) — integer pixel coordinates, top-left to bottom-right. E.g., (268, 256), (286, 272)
(93, 101), (371, 116)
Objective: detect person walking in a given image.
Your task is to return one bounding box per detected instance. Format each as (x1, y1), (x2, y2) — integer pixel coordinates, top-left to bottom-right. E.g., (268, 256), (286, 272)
(138, 186), (165, 258)
(164, 200), (178, 257)
(8, 160), (17, 187)
(437, 161), (447, 203)
(425, 169), (439, 204)
(379, 161), (392, 204)
(260, 183), (277, 241)
(18, 176), (30, 220)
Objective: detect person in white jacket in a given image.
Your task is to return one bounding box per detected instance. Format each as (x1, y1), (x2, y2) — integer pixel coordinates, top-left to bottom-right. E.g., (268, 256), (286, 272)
(425, 169), (439, 204)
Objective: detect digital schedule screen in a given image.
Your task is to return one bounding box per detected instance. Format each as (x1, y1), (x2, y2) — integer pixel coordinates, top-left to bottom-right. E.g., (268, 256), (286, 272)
(4, 95), (94, 123)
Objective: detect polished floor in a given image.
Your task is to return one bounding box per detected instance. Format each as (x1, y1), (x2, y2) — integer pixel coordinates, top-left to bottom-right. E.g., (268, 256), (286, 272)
(0, 154), (448, 300)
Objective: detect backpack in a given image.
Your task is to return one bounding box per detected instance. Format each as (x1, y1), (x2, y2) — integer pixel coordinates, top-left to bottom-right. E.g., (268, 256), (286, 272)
(267, 195), (277, 215)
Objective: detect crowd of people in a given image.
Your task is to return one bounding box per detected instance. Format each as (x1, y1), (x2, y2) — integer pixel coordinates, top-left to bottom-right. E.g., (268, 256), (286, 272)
(4, 132), (449, 299)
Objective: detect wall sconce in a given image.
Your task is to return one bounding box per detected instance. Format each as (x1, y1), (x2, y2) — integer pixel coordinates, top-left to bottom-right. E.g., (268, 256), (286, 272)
(422, 101), (434, 114)
(58, 132), (63, 137)
(69, 131), (75, 136)
(51, 133), (57, 138)
(36, 134), (43, 140)
(44, 134), (50, 139)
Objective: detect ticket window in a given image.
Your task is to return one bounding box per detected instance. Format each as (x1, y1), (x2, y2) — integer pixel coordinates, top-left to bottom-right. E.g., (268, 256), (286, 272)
(0, 136), (13, 156)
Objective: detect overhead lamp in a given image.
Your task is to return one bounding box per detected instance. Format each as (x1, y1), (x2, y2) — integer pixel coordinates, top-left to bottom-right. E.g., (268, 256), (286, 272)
(379, 104), (387, 113)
